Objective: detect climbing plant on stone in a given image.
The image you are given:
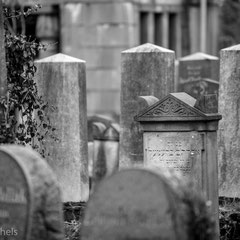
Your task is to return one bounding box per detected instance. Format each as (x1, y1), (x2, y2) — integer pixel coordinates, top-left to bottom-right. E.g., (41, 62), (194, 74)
(0, 4), (58, 157)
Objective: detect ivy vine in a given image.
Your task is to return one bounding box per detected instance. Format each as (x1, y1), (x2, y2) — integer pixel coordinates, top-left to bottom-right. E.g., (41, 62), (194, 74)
(0, 4), (58, 157)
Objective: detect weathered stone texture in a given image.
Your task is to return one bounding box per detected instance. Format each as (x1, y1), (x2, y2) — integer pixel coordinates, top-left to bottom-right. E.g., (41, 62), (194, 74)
(120, 43), (175, 168)
(35, 53), (89, 202)
(218, 45), (240, 197)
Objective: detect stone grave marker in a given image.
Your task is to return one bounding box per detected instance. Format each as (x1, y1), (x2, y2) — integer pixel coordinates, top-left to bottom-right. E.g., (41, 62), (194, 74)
(120, 43), (175, 169)
(0, 145), (64, 240)
(218, 44), (240, 197)
(178, 52), (219, 100)
(35, 53), (89, 202)
(135, 92), (221, 237)
(81, 168), (216, 240)
(91, 121), (119, 190)
(0, 0), (7, 124)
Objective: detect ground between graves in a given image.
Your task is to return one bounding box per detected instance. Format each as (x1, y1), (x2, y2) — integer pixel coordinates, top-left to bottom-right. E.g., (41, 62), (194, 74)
(63, 198), (240, 240)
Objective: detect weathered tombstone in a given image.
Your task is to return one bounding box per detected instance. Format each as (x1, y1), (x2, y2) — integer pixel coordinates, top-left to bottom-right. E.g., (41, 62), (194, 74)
(135, 92), (221, 237)
(218, 44), (240, 197)
(0, 0), (7, 124)
(120, 43), (175, 169)
(91, 122), (119, 190)
(35, 53), (89, 202)
(81, 168), (216, 240)
(178, 52), (219, 99)
(0, 145), (64, 240)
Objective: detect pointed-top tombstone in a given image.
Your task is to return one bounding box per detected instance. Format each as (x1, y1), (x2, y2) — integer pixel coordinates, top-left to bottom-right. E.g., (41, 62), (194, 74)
(180, 52), (219, 61)
(135, 92), (221, 122)
(35, 53), (85, 63)
(221, 44), (240, 51)
(122, 43), (174, 53)
(0, 0), (7, 124)
(120, 43), (175, 168)
(219, 43), (240, 198)
(35, 53), (89, 202)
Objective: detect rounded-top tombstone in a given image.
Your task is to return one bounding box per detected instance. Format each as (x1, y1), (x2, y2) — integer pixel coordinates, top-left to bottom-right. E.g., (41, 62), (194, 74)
(0, 145), (64, 240)
(81, 168), (215, 240)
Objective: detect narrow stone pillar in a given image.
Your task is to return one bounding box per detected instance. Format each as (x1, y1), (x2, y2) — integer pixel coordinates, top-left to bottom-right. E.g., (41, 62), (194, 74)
(35, 53), (89, 202)
(219, 45), (240, 197)
(120, 43), (175, 168)
(0, 0), (7, 123)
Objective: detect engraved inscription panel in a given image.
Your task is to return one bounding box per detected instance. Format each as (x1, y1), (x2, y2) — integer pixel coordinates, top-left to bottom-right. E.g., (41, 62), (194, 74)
(0, 152), (29, 239)
(144, 132), (202, 177)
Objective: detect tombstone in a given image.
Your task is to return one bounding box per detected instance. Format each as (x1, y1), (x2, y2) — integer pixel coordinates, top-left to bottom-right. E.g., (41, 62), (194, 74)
(35, 53), (89, 202)
(0, 0), (7, 124)
(91, 122), (119, 190)
(120, 43), (175, 169)
(81, 168), (216, 240)
(218, 44), (240, 198)
(135, 92), (221, 237)
(0, 145), (64, 240)
(178, 52), (219, 99)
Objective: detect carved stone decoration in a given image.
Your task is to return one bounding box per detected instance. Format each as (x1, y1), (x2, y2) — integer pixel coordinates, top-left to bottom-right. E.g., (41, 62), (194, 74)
(145, 98), (196, 117)
(135, 93), (221, 122)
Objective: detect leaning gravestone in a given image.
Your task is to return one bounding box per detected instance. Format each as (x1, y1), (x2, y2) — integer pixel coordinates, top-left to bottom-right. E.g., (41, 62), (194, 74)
(177, 52), (219, 100)
(81, 168), (216, 240)
(0, 145), (64, 240)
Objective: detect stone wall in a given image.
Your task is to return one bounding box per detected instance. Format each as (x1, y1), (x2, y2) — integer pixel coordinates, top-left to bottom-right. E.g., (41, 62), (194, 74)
(61, 1), (138, 117)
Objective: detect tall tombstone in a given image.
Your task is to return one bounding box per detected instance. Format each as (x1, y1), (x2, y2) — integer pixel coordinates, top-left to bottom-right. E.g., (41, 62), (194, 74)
(81, 168), (216, 240)
(178, 52), (219, 100)
(0, 145), (64, 240)
(218, 44), (240, 197)
(120, 43), (175, 168)
(35, 53), (89, 202)
(135, 92), (221, 237)
(0, 0), (7, 124)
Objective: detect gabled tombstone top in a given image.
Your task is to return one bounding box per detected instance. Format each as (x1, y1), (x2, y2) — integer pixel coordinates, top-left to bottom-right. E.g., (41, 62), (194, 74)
(122, 43), (174, 53)
(221, 44), (240, 51)
(179, 52), (219, 61)
(135, 92), (221, 122)
(35, 53), (85, 63)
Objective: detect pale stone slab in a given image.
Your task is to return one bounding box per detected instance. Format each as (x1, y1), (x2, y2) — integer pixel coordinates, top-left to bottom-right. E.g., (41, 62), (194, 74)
(218, 44), (240, 197)
(35, 53), (89, 202)
(144, 132), (202, 184)
(0, 145), (64, 240)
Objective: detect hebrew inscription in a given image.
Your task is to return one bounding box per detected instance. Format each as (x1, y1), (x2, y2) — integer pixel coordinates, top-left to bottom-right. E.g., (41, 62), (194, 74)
(144, 132), (202, 176)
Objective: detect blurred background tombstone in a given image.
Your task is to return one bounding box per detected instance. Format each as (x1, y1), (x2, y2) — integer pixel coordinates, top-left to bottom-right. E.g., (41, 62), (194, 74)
(81, 168), (216, 240)
(177, 52), (219, 100)
(91, 121), (119, 191)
